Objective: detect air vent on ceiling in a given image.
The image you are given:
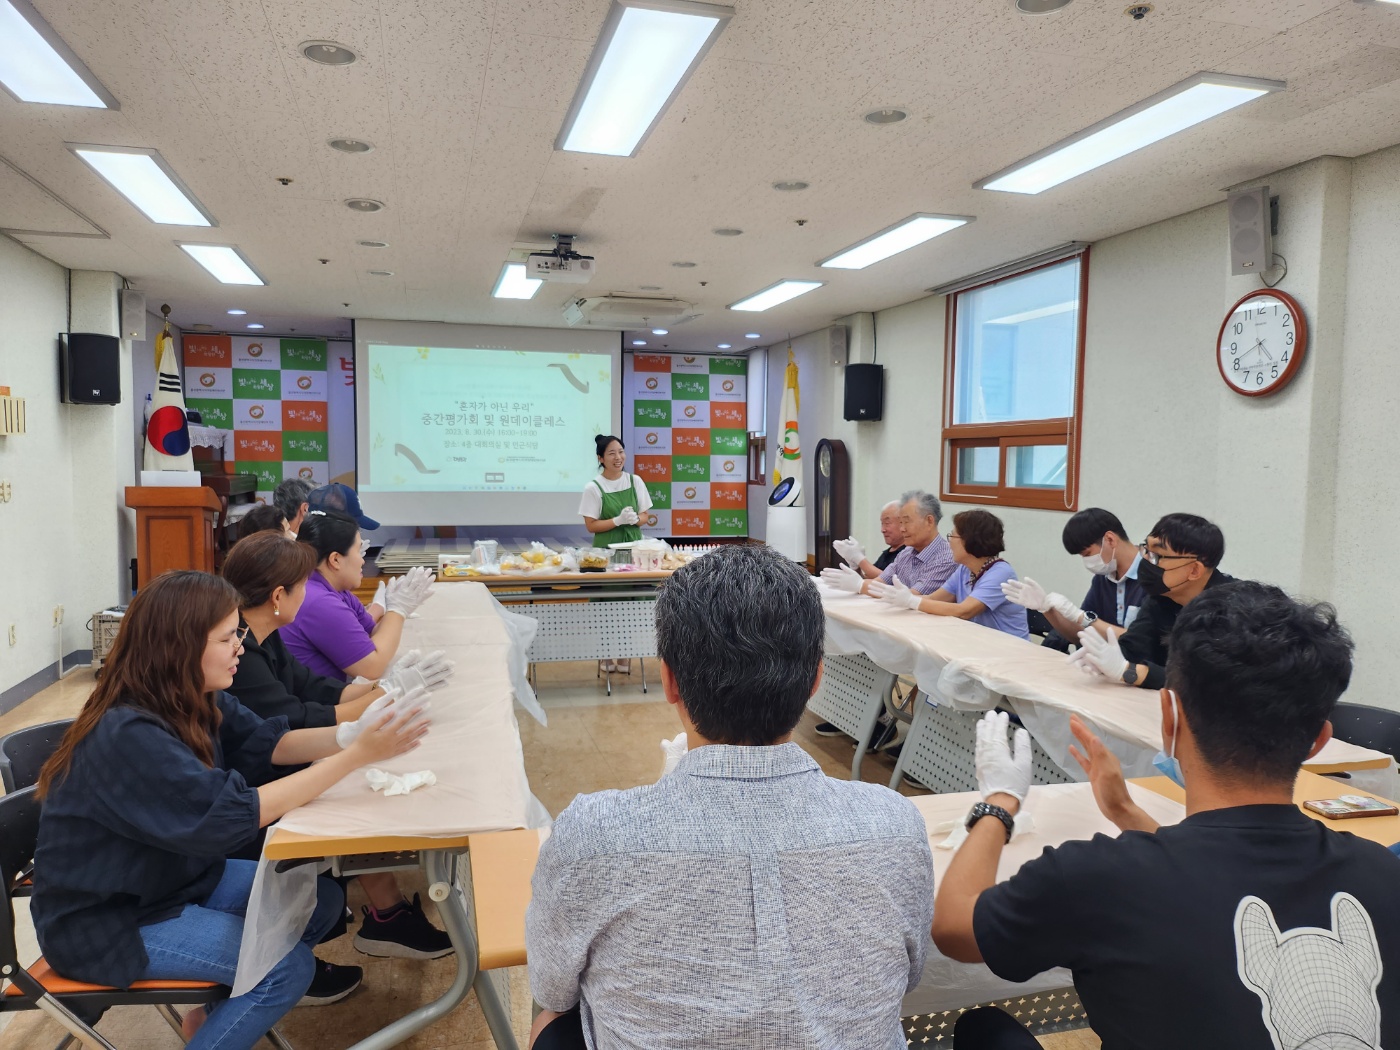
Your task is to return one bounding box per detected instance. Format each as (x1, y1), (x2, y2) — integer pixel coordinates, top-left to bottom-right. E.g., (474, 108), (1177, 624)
(562, 295), (697, 329)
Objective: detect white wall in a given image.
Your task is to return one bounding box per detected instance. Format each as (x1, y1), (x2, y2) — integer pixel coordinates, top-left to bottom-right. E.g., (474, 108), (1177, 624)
(802, 148), (1400, 709)
(0, 238), (134, 695)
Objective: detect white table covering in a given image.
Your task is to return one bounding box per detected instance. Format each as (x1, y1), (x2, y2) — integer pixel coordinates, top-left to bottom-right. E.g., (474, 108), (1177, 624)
(820, 583), (1397, 790)
(233, 582), (544, 994)
(187, 424), (234, 457)
(902, 782), (1187, 1015)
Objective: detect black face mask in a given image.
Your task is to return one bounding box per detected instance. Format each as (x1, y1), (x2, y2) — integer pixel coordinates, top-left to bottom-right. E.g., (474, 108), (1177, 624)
(1136, 558), (1170, 597)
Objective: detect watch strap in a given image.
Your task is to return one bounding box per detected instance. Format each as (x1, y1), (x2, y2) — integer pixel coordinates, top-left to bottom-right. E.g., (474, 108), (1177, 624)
(966, 801), (1015, 843)
(1121, 664), (1139, 685)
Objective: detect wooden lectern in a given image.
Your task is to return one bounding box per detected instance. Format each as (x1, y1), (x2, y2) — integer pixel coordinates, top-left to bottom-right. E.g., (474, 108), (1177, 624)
(124, 486), (223, 590)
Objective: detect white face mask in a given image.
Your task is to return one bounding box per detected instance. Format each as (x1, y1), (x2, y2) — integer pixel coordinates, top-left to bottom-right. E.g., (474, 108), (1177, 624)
(1082, 537), (1117, 577)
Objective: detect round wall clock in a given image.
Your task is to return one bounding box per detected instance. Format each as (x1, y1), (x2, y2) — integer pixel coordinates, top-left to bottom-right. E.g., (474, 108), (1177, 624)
(1216, 289), (1307, 397)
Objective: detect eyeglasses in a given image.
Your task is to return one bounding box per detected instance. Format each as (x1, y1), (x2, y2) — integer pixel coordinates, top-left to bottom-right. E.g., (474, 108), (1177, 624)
(1138, 543), (1197, 567)
(227, 624), (251, 650)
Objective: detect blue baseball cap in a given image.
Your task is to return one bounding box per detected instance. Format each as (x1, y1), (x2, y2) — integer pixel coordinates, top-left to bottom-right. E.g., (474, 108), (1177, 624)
(307, 482), (380, 531)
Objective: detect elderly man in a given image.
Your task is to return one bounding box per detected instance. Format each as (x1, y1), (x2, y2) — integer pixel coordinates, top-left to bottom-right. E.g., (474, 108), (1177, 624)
(273, 478), (314, 536)
(822, 490), (956, 599)
(832, 500), (905, 580)
(526, 545), (933, 1050)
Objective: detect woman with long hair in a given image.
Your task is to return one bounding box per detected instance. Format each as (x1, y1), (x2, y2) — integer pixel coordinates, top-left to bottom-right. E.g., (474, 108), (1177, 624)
(222, 533), (453, 964)
(32, 571), (429, 1049)
(280, 510), (434, 682)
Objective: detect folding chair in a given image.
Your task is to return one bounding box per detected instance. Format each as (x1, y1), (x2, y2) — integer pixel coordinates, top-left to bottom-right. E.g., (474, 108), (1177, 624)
(0, 719), (74, 794)
(0, 787), (292, 1049)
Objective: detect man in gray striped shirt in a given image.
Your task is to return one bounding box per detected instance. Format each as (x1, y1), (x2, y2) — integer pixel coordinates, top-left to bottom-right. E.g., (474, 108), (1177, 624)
(527, 544), (933, 1050)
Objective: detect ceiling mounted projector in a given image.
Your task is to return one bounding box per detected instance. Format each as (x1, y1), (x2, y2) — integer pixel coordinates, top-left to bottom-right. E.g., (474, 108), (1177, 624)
(563, 295), (698, 329)
(528, 232), (596, 284)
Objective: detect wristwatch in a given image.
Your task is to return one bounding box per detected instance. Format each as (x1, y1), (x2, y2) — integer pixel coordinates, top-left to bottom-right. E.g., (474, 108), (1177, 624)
(966, 801), (1015, 843)
(1121, 664), (1139, 686)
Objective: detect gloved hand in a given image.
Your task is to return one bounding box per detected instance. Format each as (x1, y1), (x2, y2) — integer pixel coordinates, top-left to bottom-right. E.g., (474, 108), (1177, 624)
(385, 565), (435, 617)
(1073, 628), (1129, 681)
(336, 683), (433, 749)
(819, 565), (864, 593)
(615, 506), (640, 526)
(1001, 577), (1086, 625)
(975, 710), (1032, 803)
(659, 732), (688, 778)
(872, 574), (921, 611)
(381, 649), (455, 694)
(832, 537), (866, 570)
(371, 580), (387, 610)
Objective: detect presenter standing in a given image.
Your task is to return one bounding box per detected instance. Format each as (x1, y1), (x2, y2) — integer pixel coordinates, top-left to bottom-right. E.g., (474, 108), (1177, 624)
(579, 434), (652, 675)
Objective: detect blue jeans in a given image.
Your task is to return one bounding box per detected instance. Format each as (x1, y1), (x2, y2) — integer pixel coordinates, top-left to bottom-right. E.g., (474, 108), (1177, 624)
(138, 859), (343, 1050)
(1390, 842), (1400, 858)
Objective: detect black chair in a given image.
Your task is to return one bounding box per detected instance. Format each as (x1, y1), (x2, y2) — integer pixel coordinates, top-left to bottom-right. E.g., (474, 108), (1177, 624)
(0, 720), (74, 793)
(0, 788), (293, 1050)
(1329, 702), (1400, 760)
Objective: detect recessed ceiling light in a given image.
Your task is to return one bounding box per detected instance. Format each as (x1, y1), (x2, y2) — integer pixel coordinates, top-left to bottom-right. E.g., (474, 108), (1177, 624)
(639, 284), (663, 290)
(247, 323), (265, 330)
(671, 261), (696, 268)
(716, 343), (731, 349)
(728, 279), (824, 312)
(227, 309), (247, 315)
(651, 328), (668, 335)
(0, 0), (118, 107)
(864, 108), (907, 125)
(178, 243), (266, 286)
(344, 198), (384, 212)
(301, 41), (357, 66)
(819, 213), (973, 270)
(557, 0), (733, 157)
(633, 340), (647, 346)
(492, 262), (543, 300)
(1017, 0), (1074, 12)
(368, 269), (393, 276)
(745, 332), (761, 339)
(772, 180), (808, 191)
(977, 72), (1283, 194)
(713, 227), (743, 236)
(329, 138), (374, 153)
(357, 240), (389, 248)
(68, 144), (214, 225)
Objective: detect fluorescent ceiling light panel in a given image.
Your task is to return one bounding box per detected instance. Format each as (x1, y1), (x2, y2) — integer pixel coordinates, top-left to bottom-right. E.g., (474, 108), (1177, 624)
(728, 279), (824, 312)
(976, 73), (1283, 195)
(0, 0), (117, 107)
(493, 263), (543, 300)
(69, 145), (215, 225)
(178, 244), (265, 286)
(819, 213), (973, 270)
(558, 0), (733, 157)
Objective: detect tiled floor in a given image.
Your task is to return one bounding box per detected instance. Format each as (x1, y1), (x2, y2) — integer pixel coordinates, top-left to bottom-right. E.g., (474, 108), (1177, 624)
(0, 662), (1098, 1049)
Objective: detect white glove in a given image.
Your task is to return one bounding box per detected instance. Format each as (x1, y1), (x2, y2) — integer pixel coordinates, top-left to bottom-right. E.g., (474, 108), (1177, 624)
(659, 732), (688, 778)
(371, 580), (386, 610)
(366, 768), (436, 796)
(381, 649), (454, 694)
(873, 574), (921, 611)
(336, 689), (396, 749)
(1074, 628), (1129, 682)
(1001, 577), (1086, 625)
(385, 565), (434, 617)
(975, 710), (1033, 803)
(614, 506), (640, 526)
(820, 565), (864, 593)
(832, 537), (866, 570)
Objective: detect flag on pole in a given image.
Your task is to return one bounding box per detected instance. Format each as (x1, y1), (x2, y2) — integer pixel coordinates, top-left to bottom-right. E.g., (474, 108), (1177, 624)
(773, 346), (803, 505)
(144, 327), (194, 470)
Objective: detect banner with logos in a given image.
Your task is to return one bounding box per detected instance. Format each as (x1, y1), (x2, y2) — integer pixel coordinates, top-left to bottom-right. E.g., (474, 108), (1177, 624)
(628, 352), (748, 537)
(183, 335), (330, 501)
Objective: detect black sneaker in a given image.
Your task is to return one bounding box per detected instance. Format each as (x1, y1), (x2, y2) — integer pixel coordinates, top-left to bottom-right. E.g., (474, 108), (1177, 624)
(814, 721), (845, 737)
(353, 894), (455, 960)
(298, 961), (363, 1007)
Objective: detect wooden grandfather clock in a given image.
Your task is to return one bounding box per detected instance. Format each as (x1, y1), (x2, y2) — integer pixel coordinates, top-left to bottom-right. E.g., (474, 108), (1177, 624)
(813, 438), (850, 573)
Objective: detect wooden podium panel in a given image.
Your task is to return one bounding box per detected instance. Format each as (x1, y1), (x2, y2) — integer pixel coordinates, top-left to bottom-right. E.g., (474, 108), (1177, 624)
(124, 486), (223, 589)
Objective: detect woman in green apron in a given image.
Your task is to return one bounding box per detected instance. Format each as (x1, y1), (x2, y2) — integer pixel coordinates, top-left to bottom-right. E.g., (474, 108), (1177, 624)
(579, 434), (653, 673)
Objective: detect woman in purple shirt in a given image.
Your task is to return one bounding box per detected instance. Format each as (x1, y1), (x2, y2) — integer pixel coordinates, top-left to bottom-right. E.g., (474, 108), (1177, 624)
(871, 509), (1030, 639)
(280, 511), (419, 682)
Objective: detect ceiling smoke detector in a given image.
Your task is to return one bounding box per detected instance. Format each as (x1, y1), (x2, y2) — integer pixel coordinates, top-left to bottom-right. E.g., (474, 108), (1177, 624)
(345, 198), (384, 212)
(302, 41), (358, 65)
(1016, 0), (1074, 13)
(329, 138), (374, 153)
(864, 108), (907, 125)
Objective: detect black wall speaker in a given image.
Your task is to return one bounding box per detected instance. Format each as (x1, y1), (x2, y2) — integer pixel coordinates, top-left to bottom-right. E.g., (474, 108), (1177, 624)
(60, 332), (121, 405)
(843, 363), (884, 421)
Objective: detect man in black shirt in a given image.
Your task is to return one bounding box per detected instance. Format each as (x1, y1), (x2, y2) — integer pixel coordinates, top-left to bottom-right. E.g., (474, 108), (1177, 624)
(832, 500), (905, 579)
(933, 581), (1400, 1050)
(1072, 512), (1232, 690)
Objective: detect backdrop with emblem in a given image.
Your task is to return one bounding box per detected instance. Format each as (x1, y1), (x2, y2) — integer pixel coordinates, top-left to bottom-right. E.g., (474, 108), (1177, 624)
(624, 352), (748, 538)
(182, 334), (331, 501)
